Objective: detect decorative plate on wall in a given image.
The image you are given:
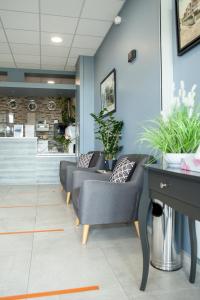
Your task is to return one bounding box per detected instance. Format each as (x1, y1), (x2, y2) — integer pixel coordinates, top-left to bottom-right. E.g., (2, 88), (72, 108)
(8, 99), (17, 110)
(28, 100), (37, 112)
(47, 100), (56, 111)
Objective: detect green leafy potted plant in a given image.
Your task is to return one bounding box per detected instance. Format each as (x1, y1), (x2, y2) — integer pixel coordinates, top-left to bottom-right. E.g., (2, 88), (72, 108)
(54, 135), (72, 153)
(141, 81), (200, 168)
(91, 108), (124, 170)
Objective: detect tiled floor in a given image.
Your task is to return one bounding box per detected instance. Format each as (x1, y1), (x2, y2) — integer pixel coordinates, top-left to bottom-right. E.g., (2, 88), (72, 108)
(0, 184), (199, 299)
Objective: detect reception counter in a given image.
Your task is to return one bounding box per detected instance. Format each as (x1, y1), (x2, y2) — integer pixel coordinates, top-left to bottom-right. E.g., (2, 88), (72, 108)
(0, 137), (76, 184)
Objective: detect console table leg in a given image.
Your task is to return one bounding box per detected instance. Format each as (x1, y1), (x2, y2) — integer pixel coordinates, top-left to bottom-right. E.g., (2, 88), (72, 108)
(138, 195), (151, 291)
(188, 218), (197, 284)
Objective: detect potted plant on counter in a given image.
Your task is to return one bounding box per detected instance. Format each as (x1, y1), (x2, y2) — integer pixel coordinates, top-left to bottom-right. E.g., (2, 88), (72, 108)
(54, 135), (72, 152)
(91, 108), (124, 170)
(141, 81), (200, 168)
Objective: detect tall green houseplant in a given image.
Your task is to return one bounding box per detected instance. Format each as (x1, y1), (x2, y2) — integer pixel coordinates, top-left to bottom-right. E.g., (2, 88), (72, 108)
(91, 109), (124, 160)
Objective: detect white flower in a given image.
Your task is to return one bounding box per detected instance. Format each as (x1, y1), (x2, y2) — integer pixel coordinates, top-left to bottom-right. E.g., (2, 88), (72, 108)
(174, 96), (180, 108)
(180, 80), (185, 89)
(191, 84), (197, 92)
(188, 108), (193, 118)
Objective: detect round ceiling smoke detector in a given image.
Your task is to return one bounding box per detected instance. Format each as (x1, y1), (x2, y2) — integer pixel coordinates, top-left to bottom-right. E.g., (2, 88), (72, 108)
(114, 16), (122, 25)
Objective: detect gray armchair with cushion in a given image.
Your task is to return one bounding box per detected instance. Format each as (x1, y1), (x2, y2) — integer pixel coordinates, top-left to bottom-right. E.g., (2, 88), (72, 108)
(60, 151), (105, 204)
(72, 154), (151, 244)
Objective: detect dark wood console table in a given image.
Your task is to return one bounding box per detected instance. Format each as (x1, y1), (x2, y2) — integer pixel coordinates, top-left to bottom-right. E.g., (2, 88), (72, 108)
(139, 164), (200, 291)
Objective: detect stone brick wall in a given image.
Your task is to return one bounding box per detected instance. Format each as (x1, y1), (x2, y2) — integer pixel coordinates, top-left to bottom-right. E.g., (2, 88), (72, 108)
(0, 96), (63, 125)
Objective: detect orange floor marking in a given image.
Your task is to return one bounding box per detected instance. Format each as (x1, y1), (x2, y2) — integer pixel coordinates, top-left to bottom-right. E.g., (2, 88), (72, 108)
(0, 229), (64, 235)
(0, 204), (62, 209)
(0, 285), (99, 299)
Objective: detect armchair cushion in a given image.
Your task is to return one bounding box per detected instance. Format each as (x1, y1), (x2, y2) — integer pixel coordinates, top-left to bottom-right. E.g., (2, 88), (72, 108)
(109, 157), (136, 183)
(77, 153), (94, 168)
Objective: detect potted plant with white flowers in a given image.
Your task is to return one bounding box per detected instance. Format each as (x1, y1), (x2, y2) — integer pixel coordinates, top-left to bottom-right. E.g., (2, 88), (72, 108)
(141, 81), (200, 168)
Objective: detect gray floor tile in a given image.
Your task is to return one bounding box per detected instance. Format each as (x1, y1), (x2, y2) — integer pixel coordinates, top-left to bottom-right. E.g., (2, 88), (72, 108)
(0, 251), (31, 296)
(60, 287), (128, 300)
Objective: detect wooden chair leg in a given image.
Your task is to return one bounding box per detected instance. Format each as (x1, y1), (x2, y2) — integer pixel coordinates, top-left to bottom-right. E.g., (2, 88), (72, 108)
(133, 220), (140, 238)
(66, 192), (71, 205)
(61, 185), (64, 192)
(82, 225), (90, 245)
(75, 217), (80, 226)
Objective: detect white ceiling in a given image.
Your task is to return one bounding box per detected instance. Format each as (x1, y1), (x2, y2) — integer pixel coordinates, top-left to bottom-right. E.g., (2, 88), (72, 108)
(0, 0), (125, 72)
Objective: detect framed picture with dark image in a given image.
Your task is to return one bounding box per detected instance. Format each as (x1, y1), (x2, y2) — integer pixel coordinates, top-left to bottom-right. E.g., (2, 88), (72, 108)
(100, 69), (116, 116)
(176, 0), (200, 56)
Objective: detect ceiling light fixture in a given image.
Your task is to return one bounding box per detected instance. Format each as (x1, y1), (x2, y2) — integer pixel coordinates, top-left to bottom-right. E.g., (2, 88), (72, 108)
(51, 36), (63, 43)
(47, 80), (55, 84)
(114, 16), (122, 25)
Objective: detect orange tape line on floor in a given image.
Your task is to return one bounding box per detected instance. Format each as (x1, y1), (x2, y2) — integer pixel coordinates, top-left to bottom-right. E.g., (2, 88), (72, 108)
(0, 229), (64, 235)
(0, 204), (62, 208)
(0, 285), (100, 299)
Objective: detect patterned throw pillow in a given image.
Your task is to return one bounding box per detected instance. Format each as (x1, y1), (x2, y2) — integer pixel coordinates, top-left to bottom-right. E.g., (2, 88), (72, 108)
(78, 153), (94, 168)
(109, 157), (136, 183)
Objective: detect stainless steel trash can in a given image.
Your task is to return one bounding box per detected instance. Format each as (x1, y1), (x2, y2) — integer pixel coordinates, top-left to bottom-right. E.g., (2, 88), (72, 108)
(151, 199), (182, 271)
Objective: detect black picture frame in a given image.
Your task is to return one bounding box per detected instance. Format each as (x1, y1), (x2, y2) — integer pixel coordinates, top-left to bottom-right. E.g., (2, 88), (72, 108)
(176, 0), (200, 56)
(100, 69), (116, 116)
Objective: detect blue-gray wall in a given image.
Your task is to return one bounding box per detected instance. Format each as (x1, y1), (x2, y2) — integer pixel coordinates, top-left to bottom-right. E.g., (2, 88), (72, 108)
(172, 2), (200, 257)
(94, 0), (161, 155)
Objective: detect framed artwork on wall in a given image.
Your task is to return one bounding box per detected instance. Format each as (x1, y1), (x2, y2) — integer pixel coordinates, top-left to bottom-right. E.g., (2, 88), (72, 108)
(176, 0), (200, 56)
(100, 69), (116, 116)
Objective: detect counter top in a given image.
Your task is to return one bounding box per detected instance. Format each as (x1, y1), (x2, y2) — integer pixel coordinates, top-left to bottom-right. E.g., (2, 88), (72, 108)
(0, 137), (37, 140)
(37, 153), (76, 157)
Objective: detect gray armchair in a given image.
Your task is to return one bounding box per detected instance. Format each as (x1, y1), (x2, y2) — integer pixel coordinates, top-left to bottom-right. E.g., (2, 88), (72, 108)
(72, 154), (151, 244)
(59, 151), (105, 205)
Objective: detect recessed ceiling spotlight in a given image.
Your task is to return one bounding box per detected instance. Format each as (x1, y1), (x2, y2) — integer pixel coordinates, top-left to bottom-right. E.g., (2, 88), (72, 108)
(47, 80), (55, 84)
(51, 36), (63, 43)
(114, 16), (122, 25)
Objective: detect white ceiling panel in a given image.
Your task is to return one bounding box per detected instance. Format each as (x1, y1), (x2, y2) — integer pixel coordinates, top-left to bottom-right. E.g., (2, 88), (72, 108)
(0, 0), (39, 13)
(41, 56), (66, 65)
(41, 45), (69, 57)
(41, 32), (73, 47)
(77, 19), (112, 37)
(11, 43), (40, 56)
(6, 29), (39, 44)
(0, 53), (12, 61)
(41, 15), (78, 35)
(65, 65), (76, 71)
(0, 27), (6, 42)
(82, 0), (125, 20)
(70, 47), (96, 57)
(16, 63), (40, 69)
(40, 0), (84, 17)
(73, 35), (103, 49)
(0, 61), (15, 67)
(41, 64), (65, 71)
(0, 42), (9, 53)
(67, 58), (77, 66)
(14, 54), (40, 64)
(0, 11), (39, 31)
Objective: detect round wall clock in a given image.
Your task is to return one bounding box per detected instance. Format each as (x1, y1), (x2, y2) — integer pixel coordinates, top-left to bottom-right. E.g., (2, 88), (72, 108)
(8, 99), (17, 110)
(47, 100), (56, 111)
(28, 100), (37, 112)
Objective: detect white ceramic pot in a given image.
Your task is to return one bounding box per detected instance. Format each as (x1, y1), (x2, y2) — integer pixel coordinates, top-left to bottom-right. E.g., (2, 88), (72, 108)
(163, 153), (194, 169)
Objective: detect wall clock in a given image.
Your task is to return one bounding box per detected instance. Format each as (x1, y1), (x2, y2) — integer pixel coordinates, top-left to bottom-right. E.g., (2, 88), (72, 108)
(47, 100), (56, 111)
(8, 99), (17, 110)
(28, 100), (37, 112)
